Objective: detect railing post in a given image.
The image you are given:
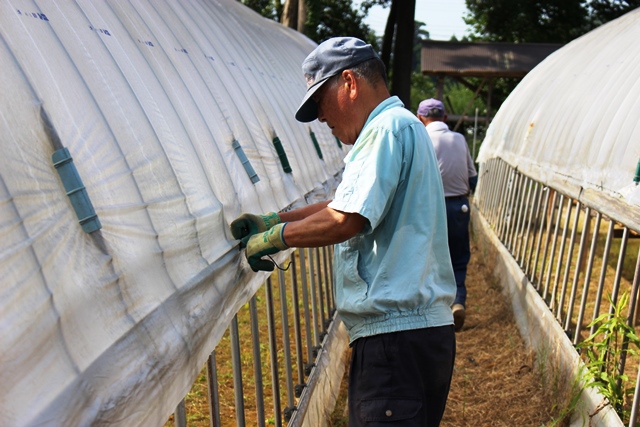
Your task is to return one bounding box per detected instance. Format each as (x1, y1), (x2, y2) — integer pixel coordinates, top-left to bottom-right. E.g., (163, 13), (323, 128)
(557, 202), (581, 327)
(249, 296), (266, 427)
(315, 248), (327, 340)
(265, 277), (283, 427)
(521, 181), (540, 274)
(531, 187), (558, 293)
(509, 173), (527, 255)
(591, 220), (615, 335)
(608, 227), (629, 315)
(230, 315), (246, 427)
(207, 350), (222, 427)
(298, 249), (316, 375)
(564, 205), (589, 333)
(277, 269), (296, 421)
(573, 210), (600, 345)
(307, 248), (321, 352)
(542, 193), (563, 301)
(289, 255), (307, 398)
(175, 400), (187, 427)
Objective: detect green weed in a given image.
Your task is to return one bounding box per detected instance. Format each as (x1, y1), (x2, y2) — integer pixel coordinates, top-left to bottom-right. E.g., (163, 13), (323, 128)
(577, 292), (640, 423)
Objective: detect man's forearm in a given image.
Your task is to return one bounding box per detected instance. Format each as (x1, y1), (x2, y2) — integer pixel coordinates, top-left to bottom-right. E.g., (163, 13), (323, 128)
(282, 206), (366, 248)
(278, 200), (331, 222)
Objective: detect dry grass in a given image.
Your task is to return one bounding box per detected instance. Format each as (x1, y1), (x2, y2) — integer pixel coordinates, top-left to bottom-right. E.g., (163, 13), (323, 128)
(330, 239), (568, 427)
(441, 245), (562, 427)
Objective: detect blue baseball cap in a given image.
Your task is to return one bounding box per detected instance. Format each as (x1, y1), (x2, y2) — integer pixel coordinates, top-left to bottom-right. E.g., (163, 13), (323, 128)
(295, 37), (378, 122)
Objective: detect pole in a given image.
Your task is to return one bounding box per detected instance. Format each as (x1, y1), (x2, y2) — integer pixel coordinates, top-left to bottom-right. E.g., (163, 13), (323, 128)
(473, 107), (479, 160)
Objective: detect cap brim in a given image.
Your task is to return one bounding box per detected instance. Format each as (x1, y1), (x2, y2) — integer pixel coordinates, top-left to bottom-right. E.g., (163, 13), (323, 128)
(295, 77), (331, 123)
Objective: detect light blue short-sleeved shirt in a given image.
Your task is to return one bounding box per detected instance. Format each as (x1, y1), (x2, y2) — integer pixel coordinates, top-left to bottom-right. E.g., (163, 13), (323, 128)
(328, 96), (455, 343)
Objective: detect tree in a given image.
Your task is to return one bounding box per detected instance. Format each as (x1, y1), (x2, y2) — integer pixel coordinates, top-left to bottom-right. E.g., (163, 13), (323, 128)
(241, 0), (418, 107)
(408, 21), (433, 113)
(464, 0), (588, 43)
(304, 0), (376, 45)
(281, 0), (307, 33)
(389, 0), (416, 105)
(240, 0), (376, 45)
(588, 0), (640, 28)
(241, 0), (281, 21)
(464, 0), (640, 43)
(361, 0), (417, 108)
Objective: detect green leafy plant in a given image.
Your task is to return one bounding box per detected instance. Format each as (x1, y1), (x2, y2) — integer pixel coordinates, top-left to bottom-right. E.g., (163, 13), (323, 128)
(577, 292), (640, 422)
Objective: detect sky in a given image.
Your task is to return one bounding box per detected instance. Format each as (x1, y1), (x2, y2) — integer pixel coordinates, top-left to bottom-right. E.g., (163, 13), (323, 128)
(357, 0), (472, 41)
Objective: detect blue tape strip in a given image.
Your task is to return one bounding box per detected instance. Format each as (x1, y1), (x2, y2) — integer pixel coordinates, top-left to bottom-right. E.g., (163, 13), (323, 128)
(52, 147), (101, 233)
(232, 140), (260, 183)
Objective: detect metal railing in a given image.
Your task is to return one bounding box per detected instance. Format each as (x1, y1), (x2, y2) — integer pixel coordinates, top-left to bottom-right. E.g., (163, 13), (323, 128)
(167, 246), (339, 427)
(166, 156), (640, 426)
(475, 157), (640, 425)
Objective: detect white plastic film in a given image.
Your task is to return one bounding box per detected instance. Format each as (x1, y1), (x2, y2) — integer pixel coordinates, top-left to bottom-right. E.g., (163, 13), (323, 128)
(477, 8), (640, 223)
(0, 0), (345, 425)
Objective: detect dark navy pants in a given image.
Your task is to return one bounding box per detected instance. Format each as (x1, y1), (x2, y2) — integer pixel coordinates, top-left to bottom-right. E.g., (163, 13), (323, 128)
(348, 326), (456, 426)
(445, 195), (471, 307)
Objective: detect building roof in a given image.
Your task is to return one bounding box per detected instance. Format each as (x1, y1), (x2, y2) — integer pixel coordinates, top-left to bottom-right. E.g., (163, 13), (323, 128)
(421, 40), (562, 77)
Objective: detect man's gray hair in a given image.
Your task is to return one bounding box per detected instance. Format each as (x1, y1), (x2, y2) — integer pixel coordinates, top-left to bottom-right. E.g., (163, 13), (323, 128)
(425, 107), (445, 118)
(350, 57), (388, 87)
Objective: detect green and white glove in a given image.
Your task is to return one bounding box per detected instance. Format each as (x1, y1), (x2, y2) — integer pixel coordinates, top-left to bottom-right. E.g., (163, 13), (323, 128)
(241, 223), (289, 272)
(230, 212), (281, 240)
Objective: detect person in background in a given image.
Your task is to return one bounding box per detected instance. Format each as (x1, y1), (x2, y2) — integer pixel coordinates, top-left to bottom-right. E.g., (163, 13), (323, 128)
(417, 98), (478, 332)
(230, 38), (456, 426)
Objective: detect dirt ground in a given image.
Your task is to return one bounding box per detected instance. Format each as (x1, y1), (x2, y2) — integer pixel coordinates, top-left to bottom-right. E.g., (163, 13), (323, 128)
(330, 238), (568, 427)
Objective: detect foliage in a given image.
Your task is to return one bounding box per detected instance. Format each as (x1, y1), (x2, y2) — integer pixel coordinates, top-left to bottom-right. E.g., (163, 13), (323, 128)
(588, 0), (640, 28)
(241, 0), (281, 21)
(412, 21), (428, 72)
(451, 76), (519, 131)
(576, 292), (640, 422)
(464, 0), (588, 43)
(240, 0), (377, 45)
(409, 72), (436, 113)
(359, 0), (390, 12)
(464, 0), (640, 43)
(304, 0), (376, 45)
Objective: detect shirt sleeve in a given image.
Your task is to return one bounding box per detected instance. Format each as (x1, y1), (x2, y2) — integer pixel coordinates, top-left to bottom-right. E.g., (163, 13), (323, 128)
(466, 143), (478, 178)
(329, 127), (403, 234)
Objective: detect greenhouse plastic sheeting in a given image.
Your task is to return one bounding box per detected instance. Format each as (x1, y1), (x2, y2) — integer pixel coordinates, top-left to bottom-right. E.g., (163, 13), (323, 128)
(0, 1), (346, 425)
(477, 8), (640, 231)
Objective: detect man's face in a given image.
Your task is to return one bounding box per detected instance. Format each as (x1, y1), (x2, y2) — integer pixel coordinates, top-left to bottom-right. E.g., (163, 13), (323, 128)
(312, 72), (360, 145)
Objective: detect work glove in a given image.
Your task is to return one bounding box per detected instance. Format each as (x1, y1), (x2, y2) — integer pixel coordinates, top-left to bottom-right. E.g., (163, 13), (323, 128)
(230, 212), (281, 240)
(241, 223), (289, 272)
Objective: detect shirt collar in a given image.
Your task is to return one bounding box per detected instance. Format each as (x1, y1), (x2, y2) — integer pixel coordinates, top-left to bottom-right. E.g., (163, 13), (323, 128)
(362, 96), (403, 130)
(426, 121), (449, 132)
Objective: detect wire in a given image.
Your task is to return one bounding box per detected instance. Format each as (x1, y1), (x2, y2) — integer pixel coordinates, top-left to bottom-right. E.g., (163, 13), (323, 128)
(267, 255), (291, 271)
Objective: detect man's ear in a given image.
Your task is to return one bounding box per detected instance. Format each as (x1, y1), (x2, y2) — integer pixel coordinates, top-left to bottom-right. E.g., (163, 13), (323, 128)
(341, 70), (358, 100)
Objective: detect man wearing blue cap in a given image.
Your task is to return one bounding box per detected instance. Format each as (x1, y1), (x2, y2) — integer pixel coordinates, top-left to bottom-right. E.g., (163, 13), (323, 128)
(230, 37), (456, 426)
(417, 99), (478, 332)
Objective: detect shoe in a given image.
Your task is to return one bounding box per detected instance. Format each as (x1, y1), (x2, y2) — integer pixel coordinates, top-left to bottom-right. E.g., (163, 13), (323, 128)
(452, 304), (465, 332)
